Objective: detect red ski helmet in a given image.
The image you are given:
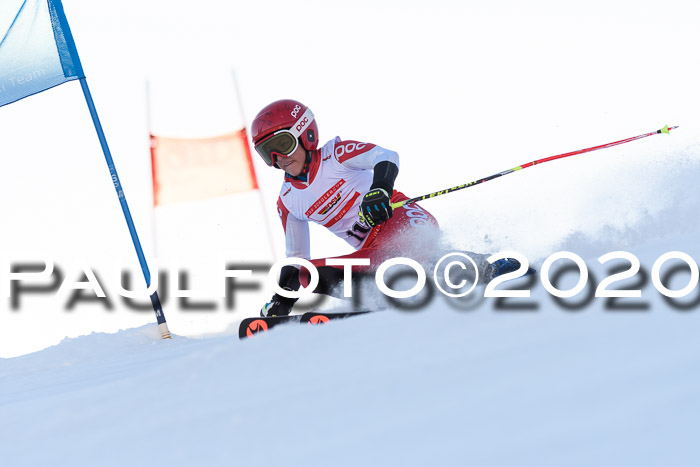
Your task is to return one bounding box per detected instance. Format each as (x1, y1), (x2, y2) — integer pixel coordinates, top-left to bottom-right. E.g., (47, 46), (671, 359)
(251, 99), (319, 167)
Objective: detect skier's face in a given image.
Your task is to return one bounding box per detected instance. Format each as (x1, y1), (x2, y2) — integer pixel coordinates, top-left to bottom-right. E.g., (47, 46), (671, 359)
(277, 143), (306, 176)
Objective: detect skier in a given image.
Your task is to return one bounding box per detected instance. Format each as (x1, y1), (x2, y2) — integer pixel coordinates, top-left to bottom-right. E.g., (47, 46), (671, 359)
(251, 99), (519, 317)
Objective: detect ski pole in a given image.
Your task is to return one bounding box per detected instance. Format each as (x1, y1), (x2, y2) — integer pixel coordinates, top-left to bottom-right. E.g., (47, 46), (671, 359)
(391, 125), (678, 209)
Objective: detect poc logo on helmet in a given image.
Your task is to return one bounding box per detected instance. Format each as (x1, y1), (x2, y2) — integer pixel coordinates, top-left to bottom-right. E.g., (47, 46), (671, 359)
(291, 105), (302, 118)
(296, 117), (309, 132)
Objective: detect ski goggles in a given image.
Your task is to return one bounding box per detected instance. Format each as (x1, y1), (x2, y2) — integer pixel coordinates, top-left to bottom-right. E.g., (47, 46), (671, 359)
(254, 107), (315, 167)
(254, 129), (300, 167)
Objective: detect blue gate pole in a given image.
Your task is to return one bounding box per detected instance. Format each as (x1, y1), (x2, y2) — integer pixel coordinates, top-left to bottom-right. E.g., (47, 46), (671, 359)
(79, 77), (171, 339)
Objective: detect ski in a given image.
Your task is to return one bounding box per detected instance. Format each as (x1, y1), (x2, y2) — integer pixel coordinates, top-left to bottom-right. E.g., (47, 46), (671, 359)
(239, 310), (374, 339)
(301, 310), (371, 324)
(238, 315), (301, 339)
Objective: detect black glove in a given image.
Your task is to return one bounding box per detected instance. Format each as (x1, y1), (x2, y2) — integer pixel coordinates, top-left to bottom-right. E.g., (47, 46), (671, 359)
(359, 187), (393, 227)
(260, 288), (298, 317)
(359, 160), (399, 227)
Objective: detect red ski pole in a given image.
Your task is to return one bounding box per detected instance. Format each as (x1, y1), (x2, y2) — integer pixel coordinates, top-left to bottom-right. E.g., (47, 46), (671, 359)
(392, 125), (679, 209)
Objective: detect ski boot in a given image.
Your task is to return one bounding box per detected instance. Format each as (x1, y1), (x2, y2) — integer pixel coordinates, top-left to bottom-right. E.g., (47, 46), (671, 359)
(487, 258), (523, 281)
(260, 288), (298, 317)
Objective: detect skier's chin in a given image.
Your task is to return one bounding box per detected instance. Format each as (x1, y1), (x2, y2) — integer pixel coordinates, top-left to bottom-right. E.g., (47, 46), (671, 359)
(283, 162), (301, 176)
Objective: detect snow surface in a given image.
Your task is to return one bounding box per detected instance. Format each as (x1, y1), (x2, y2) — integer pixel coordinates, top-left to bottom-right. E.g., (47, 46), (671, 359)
(3, 196), (700, 465)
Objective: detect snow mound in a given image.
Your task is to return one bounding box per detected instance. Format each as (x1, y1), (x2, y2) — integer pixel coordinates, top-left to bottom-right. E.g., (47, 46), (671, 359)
(2, 293), (700, 466)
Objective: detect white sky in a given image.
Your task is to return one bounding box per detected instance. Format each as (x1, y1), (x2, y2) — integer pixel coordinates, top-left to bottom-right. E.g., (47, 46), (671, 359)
(1, 0), (699, 356)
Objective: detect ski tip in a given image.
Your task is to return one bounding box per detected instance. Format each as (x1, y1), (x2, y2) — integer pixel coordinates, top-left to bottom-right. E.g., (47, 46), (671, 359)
(659, 125), (678, 134)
